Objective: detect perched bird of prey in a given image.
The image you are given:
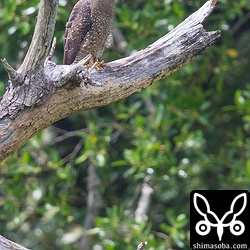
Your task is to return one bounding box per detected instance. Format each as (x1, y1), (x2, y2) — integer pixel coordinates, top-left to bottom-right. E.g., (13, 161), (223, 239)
(63, 0), (115, 67)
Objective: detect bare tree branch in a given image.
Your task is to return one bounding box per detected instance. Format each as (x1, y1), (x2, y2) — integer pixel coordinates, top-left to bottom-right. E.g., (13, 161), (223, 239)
(18, 0), (59, 76)
(0, 0), (220, 163)
(80, 156), (103, 250)
(0, 235), (30, 250)
(135, 183), (153, 223)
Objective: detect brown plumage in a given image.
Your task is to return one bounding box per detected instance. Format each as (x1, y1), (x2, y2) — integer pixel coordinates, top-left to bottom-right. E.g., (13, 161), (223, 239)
(63, 0), (115, 66)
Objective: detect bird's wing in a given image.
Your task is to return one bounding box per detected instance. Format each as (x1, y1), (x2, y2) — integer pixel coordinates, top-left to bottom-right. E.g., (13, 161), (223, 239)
(63, 0), (92, 65)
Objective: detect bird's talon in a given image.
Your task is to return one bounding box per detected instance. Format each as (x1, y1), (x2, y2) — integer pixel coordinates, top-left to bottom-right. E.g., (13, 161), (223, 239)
(87, 60), (109, 71)
(100, 60), (109, 68)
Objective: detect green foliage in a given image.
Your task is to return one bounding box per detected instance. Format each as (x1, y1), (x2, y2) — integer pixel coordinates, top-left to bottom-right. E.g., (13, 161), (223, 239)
(1, 0), (250, 249)
(93, 206), (152, 249)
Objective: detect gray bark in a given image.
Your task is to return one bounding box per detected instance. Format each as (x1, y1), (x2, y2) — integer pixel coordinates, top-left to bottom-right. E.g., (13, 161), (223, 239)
(0, 235), (30, 250)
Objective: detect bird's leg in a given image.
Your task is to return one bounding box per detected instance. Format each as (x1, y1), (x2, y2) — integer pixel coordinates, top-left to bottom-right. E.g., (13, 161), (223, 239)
(78, 58), (102, 86)
(98, 60), (110, 69)
(87, 58), (94, 68)
(88, 59), (109, 71)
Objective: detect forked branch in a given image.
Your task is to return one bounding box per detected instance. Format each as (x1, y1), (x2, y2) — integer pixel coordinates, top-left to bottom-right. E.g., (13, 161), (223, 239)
(0, 0), (220, 163)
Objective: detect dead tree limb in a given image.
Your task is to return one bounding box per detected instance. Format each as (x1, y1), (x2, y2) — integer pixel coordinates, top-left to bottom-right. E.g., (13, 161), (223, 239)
(0, 0), (220, 162)
(80, 155), (103, 250)
(0, 235), (30, 250)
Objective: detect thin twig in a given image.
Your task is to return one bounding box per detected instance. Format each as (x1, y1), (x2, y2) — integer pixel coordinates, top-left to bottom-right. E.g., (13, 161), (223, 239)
(62, 137), (84, 164)
(51, 128), (88, 144)
(45, 37), (57, 63)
